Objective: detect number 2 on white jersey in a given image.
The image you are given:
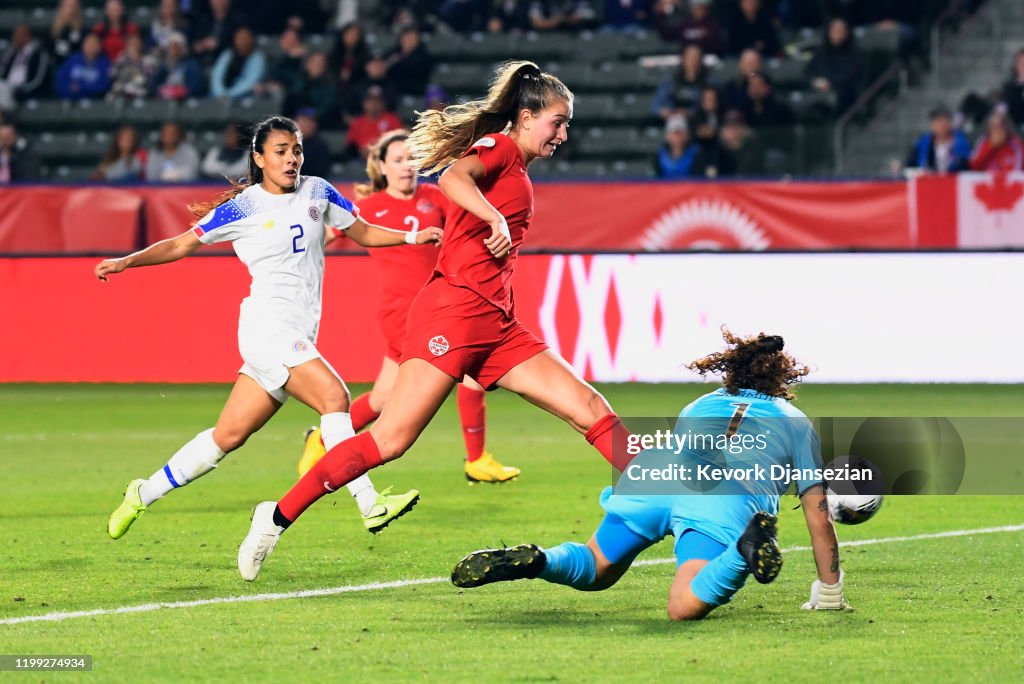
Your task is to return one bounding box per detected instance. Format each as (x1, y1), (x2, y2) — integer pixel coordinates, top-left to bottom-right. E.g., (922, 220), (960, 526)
(290, 223), (305, 254)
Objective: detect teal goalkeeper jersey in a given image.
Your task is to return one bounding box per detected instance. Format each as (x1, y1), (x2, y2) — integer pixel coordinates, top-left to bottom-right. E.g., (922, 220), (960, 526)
(603, 388), (823, 546)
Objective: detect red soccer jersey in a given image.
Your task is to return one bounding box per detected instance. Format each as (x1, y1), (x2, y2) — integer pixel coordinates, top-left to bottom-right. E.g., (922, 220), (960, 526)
(346, 112), (405, 156)
(359, 184), (447, 321)
(435, 132), (534, 317)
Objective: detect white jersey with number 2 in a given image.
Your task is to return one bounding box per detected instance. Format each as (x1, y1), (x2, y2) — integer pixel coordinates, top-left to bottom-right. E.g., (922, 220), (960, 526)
(191, 176), (358, 399)
(192, 175), (358, 338)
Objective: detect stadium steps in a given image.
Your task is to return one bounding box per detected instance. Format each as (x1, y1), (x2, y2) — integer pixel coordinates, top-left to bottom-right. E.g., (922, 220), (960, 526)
(838, 0), (1024, 176)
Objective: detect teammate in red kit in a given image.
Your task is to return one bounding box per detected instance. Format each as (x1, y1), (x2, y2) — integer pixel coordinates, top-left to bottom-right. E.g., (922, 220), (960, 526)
(298, 129), (520, 483)
(238, 61), (632, 581)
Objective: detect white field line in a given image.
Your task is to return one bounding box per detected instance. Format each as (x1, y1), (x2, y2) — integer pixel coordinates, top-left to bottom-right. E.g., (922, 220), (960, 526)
(2, 523), (1022, 627)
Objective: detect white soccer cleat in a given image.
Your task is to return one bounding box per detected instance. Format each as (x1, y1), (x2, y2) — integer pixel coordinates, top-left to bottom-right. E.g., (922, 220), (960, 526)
(237, 501), (285, 581)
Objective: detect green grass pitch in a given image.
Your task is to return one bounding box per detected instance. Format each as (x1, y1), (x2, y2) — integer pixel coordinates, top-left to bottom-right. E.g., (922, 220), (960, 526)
(2, 383), (1022, 681)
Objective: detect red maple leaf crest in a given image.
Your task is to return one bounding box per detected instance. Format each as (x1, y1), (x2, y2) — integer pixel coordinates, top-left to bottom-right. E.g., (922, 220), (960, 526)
(974, 173), (1024, 212)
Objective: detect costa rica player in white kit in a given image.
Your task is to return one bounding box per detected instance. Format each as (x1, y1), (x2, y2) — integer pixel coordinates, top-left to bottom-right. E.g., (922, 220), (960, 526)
(97, 116), (441, 540)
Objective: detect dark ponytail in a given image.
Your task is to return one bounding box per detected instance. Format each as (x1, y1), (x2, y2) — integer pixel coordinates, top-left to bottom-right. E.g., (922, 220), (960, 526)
(687, 327), (809, 399)
(189, 116), (300, 219)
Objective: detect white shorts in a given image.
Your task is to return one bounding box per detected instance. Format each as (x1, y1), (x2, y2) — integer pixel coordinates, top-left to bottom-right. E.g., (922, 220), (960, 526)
(237, 320), (322, 404)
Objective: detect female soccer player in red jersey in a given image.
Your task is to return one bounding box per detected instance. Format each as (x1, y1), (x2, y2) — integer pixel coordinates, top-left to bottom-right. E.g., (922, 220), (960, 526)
(239, 61), (632, 580)
(298, 130), (520, 483)
(96, 116), (441, 542)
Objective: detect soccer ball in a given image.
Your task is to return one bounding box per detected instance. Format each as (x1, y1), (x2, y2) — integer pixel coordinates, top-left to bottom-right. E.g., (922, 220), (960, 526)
(827, 490), (883, 525)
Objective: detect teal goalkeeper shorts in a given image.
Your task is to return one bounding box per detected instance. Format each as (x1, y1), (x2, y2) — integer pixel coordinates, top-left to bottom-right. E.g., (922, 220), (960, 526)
(595, 487), (728, 566)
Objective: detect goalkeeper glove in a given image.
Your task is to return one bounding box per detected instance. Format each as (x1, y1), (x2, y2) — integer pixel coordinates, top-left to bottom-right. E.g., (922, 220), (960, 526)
(801, 570), (850, 610)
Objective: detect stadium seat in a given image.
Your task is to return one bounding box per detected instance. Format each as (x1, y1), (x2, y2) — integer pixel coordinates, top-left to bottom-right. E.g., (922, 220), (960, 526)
(13, 99), (69, 131)
(608, 159), (656, 178)
(178, 98), (231, 126)
(122, 99), (178, 126)
(434, 63), (493, 92)
(234, 96), (283, 121)
(321, 130), (348, 155)
(765, 58), (807, 89)
(856, 26), (901, 54)
(68, 99), (125, 130)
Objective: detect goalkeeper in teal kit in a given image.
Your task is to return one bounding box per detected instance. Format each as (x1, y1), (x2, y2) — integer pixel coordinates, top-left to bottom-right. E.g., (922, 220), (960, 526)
(452, 330), (849, 620)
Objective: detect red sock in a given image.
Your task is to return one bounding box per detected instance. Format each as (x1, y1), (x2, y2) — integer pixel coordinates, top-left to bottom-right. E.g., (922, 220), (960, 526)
(278, 432), (383, 522)
(457, 384), (486, 462)
(350, 393), (381, 432)
(584, 413), (633, 472)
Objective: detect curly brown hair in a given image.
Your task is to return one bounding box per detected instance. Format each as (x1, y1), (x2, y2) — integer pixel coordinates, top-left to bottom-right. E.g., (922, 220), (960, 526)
(687, 327), (810, 399)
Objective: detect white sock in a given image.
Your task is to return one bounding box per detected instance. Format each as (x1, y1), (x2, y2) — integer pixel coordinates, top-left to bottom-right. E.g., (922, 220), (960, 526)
(139, 428), (226, 506)
(321, 412), (378, 515)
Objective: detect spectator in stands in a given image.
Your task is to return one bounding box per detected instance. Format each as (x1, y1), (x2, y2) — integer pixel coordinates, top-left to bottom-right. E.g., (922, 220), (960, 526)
(652, 43), (707, 120)
(740, 72), (793, 129)
(341, 53), (398, 123)
(722, 48), (761, 110)
(726, 0), (780, 57)
(200, 122), (248, 180)
(54, 33), (112, 100)
(93, 0), (140, 62)
(385, 26), (432, 97)
(779, 0), (826, 29)
(805, 17), (863, 115)
(602, 0), (654, 32)
(191, 0), (246, 67)
(294, 108), (331, 178)
(1000, 48), (1024, 128)
(842, 0), (920, 57)
(0, 25), (50, 109)
(691, 85), (723, 152)
(905, 105), (971, 175)
(94, 124), (147, 181)
(152, 32), (204, 100)
(655, 0), (724, 56)
(654, 114), (706, 178)
(346, 85), (404, 159)
(149, 0), (189, 53)
(526, 2), (598, 31)
(51, 0), (86, 65)
(438, 0), (490, 32)
(487, 0), (533, 33)
(332, 21), (370, 91)
(285, 52), (337, 123)
(969, 111), (1024, 172)
(255, 28), (307, 98)
(107, 33), (156, 102)
(0, 123), (41, 183)
(424, 83), (447, 111)
(146, 121), (200, 182)
(210, 26), (266, 100)
(713, 109), (765, 176)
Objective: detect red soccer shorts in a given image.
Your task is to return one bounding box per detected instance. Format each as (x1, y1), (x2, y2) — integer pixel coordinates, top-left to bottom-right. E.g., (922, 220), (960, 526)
(401, 278), (548, 389)
(377, 304), (411, 363)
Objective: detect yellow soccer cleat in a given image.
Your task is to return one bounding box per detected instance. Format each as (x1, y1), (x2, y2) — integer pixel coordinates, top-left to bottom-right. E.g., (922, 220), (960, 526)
(298, 426), (327, 477)
(464, 451), (520, 483)
(108, 479), (147, 539)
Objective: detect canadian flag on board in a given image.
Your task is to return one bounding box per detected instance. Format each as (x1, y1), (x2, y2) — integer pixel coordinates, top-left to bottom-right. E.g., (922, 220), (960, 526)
(956, 172), (1024, 247)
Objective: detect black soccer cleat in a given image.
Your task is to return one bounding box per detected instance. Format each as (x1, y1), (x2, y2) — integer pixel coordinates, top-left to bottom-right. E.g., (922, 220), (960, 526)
(451, 544), (546, 588)
(737, 511), (782, 584)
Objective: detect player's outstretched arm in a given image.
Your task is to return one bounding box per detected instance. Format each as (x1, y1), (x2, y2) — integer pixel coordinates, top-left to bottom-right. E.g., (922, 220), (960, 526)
(438, 156), (511, 258)
(94, 229), (203, 281)
(799, 484), (849, 610)
(345, 218), (442, 248)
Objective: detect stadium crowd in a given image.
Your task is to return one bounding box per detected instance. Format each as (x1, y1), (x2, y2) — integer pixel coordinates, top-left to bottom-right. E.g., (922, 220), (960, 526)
(0, 0), (1008, 183)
